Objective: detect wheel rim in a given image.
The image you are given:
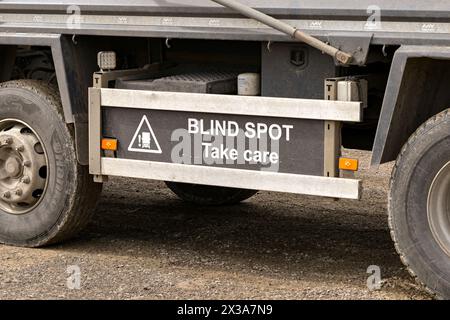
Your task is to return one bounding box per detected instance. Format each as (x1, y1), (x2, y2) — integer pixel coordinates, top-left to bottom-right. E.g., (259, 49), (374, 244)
(0, 119), (48, 215)
(427, 160), (450, 257)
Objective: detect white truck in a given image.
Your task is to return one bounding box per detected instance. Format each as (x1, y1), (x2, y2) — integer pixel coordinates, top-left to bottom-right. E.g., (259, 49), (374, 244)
(0, 0), (449, 298)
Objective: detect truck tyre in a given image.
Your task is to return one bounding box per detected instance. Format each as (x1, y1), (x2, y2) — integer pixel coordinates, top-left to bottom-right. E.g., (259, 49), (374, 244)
(0, 80), (101, 247)
(389, 109), (450, 299)
(165, 182), (257, 206)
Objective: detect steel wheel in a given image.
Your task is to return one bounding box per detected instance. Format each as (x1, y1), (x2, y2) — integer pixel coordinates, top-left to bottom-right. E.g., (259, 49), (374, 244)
(0, 80), (102, 247)
(428, 160), (450, 257)
(0, 119), (48, 215)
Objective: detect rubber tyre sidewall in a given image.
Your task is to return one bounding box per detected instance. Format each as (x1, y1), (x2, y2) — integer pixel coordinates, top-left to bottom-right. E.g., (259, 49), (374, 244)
(0, 85), (80, 246)
(390, 114), (450, 298)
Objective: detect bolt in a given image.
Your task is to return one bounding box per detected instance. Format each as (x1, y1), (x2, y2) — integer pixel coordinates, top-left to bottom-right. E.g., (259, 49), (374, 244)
(22, 176), (31, 184)
(16, 145), (25, 152)
(4, 138), (13, 145)
(3, 191), (11, 199)
(15, 189), (23, 196)
(23, 160), (31, 167)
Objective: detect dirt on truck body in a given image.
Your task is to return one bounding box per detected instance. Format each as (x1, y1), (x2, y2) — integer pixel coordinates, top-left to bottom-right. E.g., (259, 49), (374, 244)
(0, 0), (450, 299)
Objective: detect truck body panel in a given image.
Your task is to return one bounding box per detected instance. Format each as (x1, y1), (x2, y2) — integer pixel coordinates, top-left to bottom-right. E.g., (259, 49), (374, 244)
(0, 1), (450, 47)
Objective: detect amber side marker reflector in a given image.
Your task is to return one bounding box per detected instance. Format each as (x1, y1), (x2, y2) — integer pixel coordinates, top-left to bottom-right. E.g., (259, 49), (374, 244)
(101, 138), (118, 151)
(339, 157), (359, 171)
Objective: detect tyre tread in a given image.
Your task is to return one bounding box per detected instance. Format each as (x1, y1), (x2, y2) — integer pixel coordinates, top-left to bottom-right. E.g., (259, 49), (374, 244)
(0, 80), (101, 247)
(388, 108), (450, 299)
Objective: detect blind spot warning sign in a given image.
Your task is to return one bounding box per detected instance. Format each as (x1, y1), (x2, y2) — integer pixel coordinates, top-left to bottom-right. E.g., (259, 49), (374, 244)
(128, 115), (162, 154)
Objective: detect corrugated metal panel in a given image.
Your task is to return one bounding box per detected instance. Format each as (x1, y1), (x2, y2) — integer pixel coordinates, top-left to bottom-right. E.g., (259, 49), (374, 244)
(0, 0), (449, 19)
(0, 1), (450, 45)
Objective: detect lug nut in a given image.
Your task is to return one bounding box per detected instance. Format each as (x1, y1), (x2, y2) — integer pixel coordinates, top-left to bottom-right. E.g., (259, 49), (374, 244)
(16, 145), (25, 152)
(3, 191), (11, 199)
(15, 189), (23, 196)
(4, 138), (13, 145)
(23, 160), (31, 167)
(22, 176), (31, 184)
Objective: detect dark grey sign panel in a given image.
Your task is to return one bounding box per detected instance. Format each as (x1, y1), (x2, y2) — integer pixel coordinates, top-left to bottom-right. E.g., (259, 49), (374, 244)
(102, 107), (325, 176)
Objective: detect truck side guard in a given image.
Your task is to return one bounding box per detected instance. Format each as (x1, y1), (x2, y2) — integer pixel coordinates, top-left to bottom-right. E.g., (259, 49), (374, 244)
(88, 75), (363, 199)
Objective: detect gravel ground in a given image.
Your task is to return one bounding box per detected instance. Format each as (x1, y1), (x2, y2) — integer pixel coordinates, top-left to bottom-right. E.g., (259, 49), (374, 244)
(0, 150), (433, 300)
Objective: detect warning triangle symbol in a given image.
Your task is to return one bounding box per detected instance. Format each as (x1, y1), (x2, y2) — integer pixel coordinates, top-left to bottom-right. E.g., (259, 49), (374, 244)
(128, 115), (162, 154)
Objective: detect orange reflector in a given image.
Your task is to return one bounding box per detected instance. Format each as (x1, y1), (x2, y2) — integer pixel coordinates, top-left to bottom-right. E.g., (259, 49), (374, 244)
(101, 138), (118, 151)
(339, 157), (359, 171)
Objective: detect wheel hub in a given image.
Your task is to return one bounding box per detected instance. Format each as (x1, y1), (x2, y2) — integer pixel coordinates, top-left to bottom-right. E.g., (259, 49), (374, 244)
(4, 156), (22, 177)
(428, 161), (450, 257)
(0, 120), (47, 214)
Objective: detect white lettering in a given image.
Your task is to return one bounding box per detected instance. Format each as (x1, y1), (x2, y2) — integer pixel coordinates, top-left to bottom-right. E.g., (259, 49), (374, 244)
(188, 118), (199, 134)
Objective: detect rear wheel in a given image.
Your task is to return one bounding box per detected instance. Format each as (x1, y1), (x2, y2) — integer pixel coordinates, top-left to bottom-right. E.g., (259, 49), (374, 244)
(389, 109), (450, 299)
(0, 80), (101, 247)
(165, 182), (257, 206)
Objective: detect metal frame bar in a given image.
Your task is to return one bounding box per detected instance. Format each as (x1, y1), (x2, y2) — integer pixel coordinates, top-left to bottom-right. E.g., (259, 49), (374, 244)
(100, 88), (362, 122)
(88, 87), (102, 179)
(1, 16), (450, 50)
(1, 13), (450, 36)
(93, 64), (166, 89)
(101, 158), (361, 200)
(324, 79), (343, 177)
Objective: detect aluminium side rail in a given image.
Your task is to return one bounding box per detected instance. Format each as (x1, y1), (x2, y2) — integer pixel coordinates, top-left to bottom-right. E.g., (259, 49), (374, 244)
(1, 1), (450, 47)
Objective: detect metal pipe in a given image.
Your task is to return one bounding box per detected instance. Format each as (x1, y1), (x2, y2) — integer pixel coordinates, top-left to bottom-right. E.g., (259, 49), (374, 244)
(210, 0), (353, 64)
